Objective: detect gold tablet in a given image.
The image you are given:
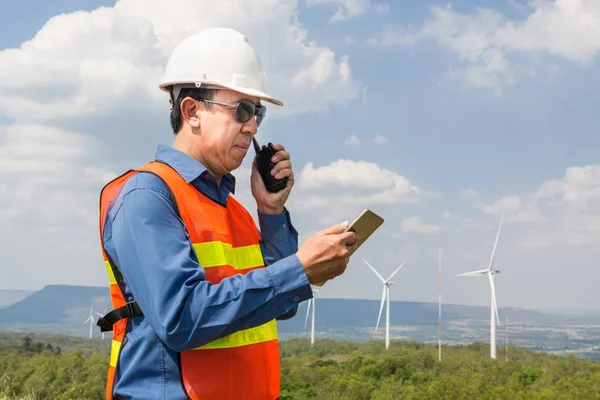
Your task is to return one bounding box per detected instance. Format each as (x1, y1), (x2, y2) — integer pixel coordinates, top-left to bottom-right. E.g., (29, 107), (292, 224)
(344, 208), (384, 256)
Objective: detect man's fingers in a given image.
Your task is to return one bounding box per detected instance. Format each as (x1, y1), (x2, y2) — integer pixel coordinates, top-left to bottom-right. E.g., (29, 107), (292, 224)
(322, 221), (349, 235)
(271, 150), (290, 163)
(274, 169), (293, 180)
(271, 160), (291, 176)
(340, 231), (358, 245)
(270, 143), (286, 153)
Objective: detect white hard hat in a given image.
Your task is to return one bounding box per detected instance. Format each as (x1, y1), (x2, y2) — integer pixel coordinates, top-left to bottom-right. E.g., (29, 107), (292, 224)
(159, 27), (283, 106)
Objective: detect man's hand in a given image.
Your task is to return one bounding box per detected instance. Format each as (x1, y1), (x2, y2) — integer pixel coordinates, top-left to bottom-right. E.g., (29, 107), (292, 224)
(251, 143), (294, 215)
(296, 221), (359, 285)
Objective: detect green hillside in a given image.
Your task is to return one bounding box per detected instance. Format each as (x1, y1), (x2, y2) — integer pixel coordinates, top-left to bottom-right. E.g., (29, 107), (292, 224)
(1, 333), (599, 399)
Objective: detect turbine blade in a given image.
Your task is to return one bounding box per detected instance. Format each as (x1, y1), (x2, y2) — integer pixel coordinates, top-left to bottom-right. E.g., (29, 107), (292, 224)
(376, 286), (385, 331)
(457, 269), (489, 276)
(304, 299), (312, 330)
(364, 259), (386, 283)
(487, 214), (504, 271)
(489, 272), (500, 326)
(386, 260), (406, 282)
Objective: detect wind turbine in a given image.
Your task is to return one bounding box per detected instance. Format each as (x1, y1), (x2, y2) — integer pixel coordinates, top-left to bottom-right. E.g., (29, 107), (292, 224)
(304, 286), (318, 346)
(96, 301), (109, 340)
(457, 214), (503, 359)
(364, 259), (407, 350)
(84, 302), (95, 339)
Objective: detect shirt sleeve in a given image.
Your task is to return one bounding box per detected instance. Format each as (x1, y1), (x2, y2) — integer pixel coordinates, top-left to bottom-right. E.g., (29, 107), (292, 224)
(103, 172), (312, 352)
(257, 209), (302, 320)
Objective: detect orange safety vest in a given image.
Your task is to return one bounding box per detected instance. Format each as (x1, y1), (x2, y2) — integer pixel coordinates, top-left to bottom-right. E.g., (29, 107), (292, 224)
(98, 161), (280, 400)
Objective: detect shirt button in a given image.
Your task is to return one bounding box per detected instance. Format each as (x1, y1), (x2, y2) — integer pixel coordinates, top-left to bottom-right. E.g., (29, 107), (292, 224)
(293, 296), (300, 302)
(282, 223), (287, 229)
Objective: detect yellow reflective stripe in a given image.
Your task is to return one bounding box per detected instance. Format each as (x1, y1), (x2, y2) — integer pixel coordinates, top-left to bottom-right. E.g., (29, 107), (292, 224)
(105, 260), (117, 284)
(194, 319), (278, 350)
(192, 242), (263, 270)
(109, 340), (121, 367)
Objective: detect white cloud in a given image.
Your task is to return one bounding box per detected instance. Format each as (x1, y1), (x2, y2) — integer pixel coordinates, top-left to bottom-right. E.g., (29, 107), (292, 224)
(289, 159), (422, 225)
(443, 210), (456, 220)
(536, 165), (600, 207)
(306, 0), (389, 22)
(0, 0), (364, 290)
(458, 188), (478, 199)
(0, 123), (117, 287)
(0, 123), (115, 225)
(344, 135), (360, 146)
(479, 195), (545, 223)
(373, 134), (389, 144)
(440, 211), (492, 233)
(294, 161), (424, 240)
(481, 164), (600, 248)
(300, 159), (409, 190)
(369, 1), (600, 91)
(400, 216), (442, 235)
(0, 0), (360, 121)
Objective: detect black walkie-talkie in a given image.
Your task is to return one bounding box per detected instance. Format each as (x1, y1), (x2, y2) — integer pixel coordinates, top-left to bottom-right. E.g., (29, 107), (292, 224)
(253, 138), (288, 193)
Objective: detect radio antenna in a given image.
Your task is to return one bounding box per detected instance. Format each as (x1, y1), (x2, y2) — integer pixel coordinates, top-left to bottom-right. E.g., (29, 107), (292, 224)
(252, 137), (261, 154)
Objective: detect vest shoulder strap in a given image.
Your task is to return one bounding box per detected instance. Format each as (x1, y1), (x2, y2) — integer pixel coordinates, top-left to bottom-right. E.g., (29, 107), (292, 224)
(97, 161), (198, 332)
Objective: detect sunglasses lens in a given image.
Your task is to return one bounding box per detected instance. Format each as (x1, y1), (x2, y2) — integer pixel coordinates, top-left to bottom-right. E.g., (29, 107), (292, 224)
(236, 101), (255, 124)
(256, 105), (266, 127)
(236, 100), (266, 127)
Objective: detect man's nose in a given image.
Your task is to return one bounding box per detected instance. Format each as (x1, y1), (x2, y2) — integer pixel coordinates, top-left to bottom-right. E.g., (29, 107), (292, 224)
(241, 116), (258, 136)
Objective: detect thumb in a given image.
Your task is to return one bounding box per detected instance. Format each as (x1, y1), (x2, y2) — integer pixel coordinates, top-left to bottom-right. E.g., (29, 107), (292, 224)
(321, 220), (349, 235)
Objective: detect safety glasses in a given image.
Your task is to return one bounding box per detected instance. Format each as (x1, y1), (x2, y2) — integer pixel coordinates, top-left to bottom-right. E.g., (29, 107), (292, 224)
(200, 99), (267, 127)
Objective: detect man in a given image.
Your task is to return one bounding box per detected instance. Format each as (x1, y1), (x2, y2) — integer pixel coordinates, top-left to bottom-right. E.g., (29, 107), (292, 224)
(97, 27), (358, 400)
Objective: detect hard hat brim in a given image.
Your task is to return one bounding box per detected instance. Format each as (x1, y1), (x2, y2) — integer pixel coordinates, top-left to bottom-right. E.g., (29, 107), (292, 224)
(160, 81), (283, 107)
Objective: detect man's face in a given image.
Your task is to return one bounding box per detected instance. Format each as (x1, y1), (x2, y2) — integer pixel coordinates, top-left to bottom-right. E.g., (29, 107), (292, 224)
(197, 89), (261, 176)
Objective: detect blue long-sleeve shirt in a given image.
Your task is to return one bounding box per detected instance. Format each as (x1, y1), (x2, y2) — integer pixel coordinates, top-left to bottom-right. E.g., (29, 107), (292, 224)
(101, 144), (313, 399)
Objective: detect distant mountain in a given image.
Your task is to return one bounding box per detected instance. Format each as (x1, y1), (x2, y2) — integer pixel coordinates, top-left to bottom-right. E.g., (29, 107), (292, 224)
(0, 289), (34, 308)
(1, 285), (599, 338)
(277, 299), (600, 334)
(0, 285), (109, 324)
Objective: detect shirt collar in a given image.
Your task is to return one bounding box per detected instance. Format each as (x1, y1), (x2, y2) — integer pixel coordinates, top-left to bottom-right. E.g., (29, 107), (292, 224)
(154, 144), (236, 194)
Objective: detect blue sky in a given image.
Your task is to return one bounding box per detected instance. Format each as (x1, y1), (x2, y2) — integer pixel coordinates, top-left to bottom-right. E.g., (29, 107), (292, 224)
(2, 0), (600, 313)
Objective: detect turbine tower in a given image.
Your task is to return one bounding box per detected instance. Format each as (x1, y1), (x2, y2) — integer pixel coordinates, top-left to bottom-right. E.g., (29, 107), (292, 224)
(304, 286), (318, 346)
(438, 226), (442, 363)
(458, 214), (503, 359)
(84, 302), (95, 339)
(364, 259), (407, 350)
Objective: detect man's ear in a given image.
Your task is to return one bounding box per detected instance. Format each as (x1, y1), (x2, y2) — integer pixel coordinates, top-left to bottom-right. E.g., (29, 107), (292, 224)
(180, 97), (201, 129)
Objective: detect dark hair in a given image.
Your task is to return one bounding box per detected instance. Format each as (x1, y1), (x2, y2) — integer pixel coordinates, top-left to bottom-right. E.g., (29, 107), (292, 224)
(169, 87), (217, 134)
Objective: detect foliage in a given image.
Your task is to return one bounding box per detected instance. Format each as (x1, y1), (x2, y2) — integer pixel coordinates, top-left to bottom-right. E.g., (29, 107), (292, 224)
(1, 333), (600, 399)
(0, 333), (110, 355)
(0, 335), (108, 399)
(276, 339), (600, 399)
